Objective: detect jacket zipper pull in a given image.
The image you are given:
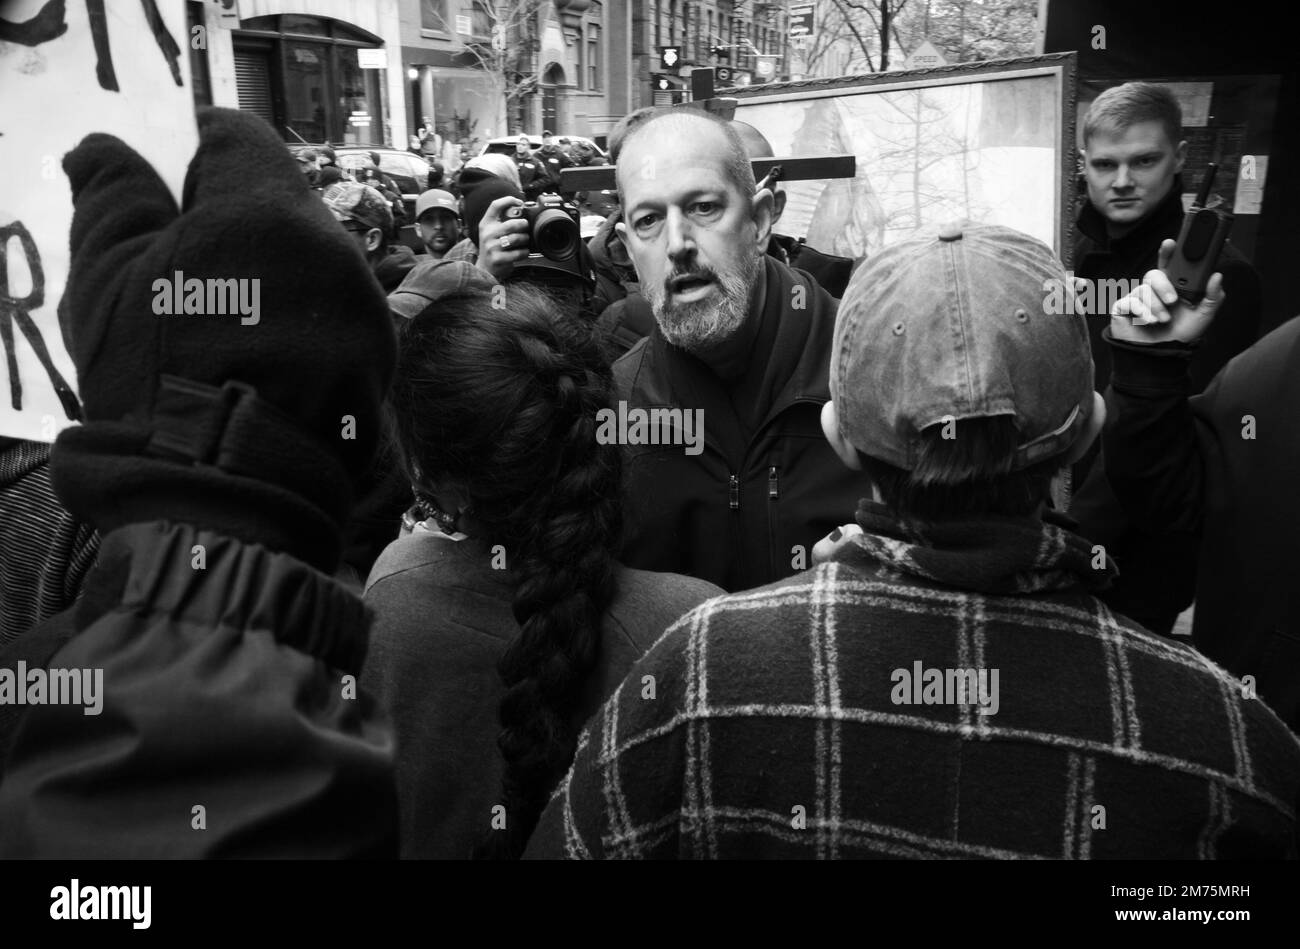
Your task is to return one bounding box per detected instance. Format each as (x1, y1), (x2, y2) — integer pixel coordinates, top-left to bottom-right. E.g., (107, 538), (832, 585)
(729, 474), (739, 510)
(768, 466), (779, 499)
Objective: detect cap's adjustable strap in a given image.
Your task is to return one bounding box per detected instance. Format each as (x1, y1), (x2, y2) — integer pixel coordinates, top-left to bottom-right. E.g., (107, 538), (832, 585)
(1016, 402), (1087, 469)
(143, 374), (350, 507)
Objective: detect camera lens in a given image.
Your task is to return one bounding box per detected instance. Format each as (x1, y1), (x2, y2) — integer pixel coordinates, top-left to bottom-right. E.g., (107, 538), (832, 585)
(532, 208), (579, 261)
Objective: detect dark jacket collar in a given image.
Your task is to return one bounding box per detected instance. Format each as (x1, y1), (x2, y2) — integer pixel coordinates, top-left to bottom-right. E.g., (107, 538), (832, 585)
(629, 255), (838, 445)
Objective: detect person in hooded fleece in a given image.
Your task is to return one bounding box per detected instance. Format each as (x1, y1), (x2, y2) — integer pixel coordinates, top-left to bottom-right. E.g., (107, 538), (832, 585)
(0, 108), (399, 858)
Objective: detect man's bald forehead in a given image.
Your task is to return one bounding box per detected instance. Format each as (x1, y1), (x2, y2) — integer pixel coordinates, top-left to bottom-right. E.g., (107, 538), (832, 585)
(621, 109), (731, 155)
(616, 111), (754, 198)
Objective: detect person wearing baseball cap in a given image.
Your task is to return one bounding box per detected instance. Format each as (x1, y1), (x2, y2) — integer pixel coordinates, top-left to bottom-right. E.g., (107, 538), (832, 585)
(523, 222), (1300, 860)
(388, 258), (495, 320)
(323, 181), (417, 292)
(413, 188), (461, 261)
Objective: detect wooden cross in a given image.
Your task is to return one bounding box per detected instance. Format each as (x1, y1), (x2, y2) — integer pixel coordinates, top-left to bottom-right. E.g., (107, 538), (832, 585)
(559, 67), (856, 194)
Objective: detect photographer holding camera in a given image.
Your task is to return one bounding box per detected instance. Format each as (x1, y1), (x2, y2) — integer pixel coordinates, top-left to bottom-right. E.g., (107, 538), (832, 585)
(474, 193), (532, 281)
(460, 182), (596, 317)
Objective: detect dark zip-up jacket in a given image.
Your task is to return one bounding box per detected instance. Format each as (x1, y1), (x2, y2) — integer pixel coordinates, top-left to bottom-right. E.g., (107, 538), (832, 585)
(1069, 180), (1263, 635)
(612, 255), (865, 592)
(1101, 317), (1300, 732)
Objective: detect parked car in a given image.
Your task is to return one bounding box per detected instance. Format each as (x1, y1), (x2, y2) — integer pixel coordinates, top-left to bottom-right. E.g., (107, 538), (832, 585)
(288, 143), (434, 252)
(479, 135), (542, 157)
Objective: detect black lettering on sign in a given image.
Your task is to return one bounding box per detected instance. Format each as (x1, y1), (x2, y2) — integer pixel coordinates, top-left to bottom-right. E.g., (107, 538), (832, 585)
(87, 0), (184, 92)
(0, 0), (68, 46)
(0, 222), (82, 421)
(0, 0), (181, 92)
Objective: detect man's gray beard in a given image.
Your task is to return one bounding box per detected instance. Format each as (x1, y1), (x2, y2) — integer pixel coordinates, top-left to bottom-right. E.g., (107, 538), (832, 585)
(647, 252), (761, 352)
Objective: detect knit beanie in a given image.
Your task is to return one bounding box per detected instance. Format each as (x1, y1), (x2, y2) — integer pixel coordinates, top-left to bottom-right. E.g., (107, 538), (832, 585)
(457, 168), (524, 247)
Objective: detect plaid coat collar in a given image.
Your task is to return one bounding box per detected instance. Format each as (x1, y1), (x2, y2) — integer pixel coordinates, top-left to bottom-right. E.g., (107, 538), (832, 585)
(824, 500), (1117, 596)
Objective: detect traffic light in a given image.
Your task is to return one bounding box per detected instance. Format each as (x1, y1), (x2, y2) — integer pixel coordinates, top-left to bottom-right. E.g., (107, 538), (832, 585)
(658, 46), (681, 70)
(653, 75), (672, 92)
(710, 45), (730, 60)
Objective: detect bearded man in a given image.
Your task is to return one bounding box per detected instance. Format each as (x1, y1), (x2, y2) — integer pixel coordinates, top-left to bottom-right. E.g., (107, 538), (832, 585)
(611, 108), (862, 592)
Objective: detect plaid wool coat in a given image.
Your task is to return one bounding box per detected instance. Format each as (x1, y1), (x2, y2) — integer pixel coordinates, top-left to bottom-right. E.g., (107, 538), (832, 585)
(525, 502), (1300, 859)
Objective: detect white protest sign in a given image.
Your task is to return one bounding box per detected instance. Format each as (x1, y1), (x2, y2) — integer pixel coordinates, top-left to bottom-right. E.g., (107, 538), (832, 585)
(0, 0), (197, 442)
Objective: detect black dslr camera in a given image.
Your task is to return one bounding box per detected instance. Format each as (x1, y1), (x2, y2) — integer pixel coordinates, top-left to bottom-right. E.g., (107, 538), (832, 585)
(503, 194), (582, 262)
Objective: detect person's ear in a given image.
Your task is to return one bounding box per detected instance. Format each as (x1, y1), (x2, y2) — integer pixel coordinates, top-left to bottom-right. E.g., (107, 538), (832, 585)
(364, 228), (383, 253)
(821, 401), (863, 471)
(751, 187), (774, 254)
(771, 188), (787, 228)
(1063, 391), (1107, 465)
(1173, 138), (1187, 175)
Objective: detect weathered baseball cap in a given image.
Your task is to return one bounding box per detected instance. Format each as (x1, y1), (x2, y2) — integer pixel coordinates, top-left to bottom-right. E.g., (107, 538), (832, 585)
(415, 188), (460, 220)
(388, 258), (497, 320)
(322, 181), (393, 234)
(831, 222), (1094, 472)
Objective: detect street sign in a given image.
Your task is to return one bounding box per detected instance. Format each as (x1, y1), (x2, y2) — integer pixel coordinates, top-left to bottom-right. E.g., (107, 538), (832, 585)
(357, 48), (386, 69)
(904, 39), (948, 70)
(716, 66), (733, 84)
(755, 56), (775, 79)
(659, 46), (681, 70)
(789, 3), (815, 39)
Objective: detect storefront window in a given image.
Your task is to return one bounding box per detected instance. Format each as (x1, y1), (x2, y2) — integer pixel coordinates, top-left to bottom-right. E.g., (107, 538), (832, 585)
(234, 15), (388, 146)
(283, 41), (329, 143)
(336, 50), (374, 144)
(432, 68), (500, 150)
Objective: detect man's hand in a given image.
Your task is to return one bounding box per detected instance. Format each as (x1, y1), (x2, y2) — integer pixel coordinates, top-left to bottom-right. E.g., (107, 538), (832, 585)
(1109, 238), (1226, 345)
(475, 195), (531, 282)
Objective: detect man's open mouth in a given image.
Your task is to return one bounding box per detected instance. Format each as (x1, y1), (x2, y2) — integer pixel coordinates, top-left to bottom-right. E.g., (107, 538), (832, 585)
(669, 274), (714, 296)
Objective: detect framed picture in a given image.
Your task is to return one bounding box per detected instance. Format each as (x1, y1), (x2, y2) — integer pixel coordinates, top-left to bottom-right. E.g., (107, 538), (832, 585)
(727, 52), (1078, 265)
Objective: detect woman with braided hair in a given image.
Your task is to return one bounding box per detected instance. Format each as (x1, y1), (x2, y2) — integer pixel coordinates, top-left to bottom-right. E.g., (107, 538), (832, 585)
(362, 284), (723, 859)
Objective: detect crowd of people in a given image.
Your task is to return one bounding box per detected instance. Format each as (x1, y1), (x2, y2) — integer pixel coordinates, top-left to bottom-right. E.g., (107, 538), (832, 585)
(0, 82), (1297, 859)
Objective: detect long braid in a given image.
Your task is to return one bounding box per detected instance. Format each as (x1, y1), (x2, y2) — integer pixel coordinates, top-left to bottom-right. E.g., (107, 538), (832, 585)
(387, 286), (622, 860)
(477, 315), (623, 859)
